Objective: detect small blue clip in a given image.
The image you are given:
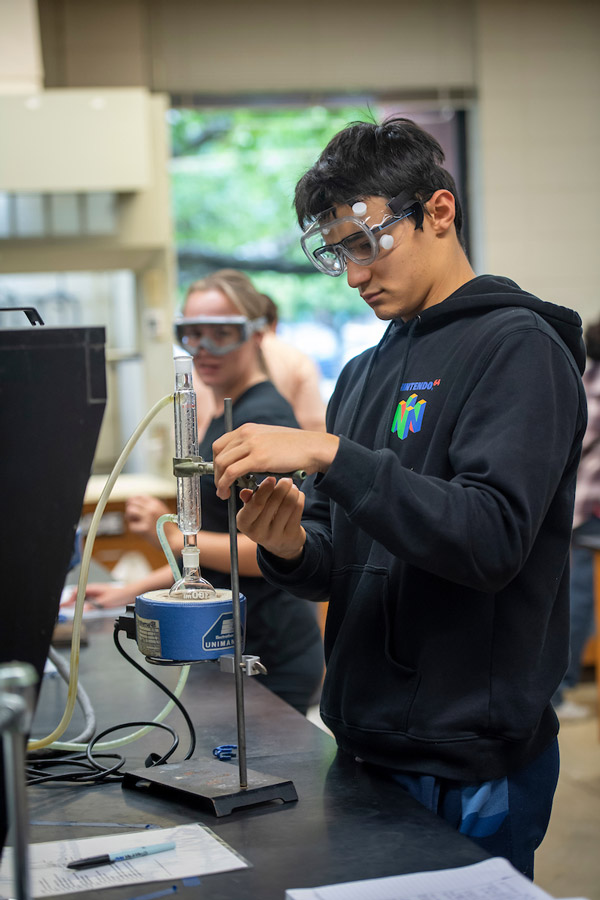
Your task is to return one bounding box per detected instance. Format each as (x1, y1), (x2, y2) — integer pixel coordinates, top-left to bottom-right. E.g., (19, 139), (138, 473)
(212, 744), (237, 761)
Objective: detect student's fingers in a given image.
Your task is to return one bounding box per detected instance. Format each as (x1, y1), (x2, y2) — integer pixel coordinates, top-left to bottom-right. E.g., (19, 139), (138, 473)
(257, 479), (304, 532)
(213, 424), (310, 499)
(213, 444), (251, 500)
(83, 586), (132, 609)
(236, 479), (278, 533)
(237, 479), (305, 558)
(61, 582), (104, 607)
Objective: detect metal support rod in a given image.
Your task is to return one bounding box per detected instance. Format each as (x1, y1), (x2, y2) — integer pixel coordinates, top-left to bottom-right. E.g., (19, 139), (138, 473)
(0, 661), (37, 900)
(224, 397), (248, 789)
(3, 724), (31, 900)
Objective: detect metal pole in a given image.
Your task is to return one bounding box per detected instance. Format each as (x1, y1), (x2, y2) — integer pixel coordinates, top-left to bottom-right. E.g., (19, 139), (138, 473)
(224, 397), (248, 789)
(0, 662), (37, 900)
(3, 721), (31, 899)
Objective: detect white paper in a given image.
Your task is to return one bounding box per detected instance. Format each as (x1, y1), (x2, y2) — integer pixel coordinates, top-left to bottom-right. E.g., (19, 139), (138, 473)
(43, 657), (57, 676)
(285, 856), (579, 900)
(0, 822), (248, 898)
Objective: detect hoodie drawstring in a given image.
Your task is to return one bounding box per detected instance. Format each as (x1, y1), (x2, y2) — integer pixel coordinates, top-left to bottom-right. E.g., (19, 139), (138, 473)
(344, 317), (420, 445)
(383, 316), (420, 445)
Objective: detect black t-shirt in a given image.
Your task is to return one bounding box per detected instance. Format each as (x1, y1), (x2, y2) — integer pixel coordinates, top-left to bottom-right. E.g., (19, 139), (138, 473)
(198, 381), (321, 671)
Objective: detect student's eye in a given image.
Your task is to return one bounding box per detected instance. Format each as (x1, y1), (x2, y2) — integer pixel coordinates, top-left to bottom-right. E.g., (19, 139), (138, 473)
(215, 327), (236, 342)
(346, 234), (372, 257)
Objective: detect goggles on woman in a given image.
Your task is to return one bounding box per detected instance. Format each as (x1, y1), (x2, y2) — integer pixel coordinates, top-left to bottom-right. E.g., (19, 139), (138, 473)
(300, 194), (424, 277)
(173, 315), (266, 357)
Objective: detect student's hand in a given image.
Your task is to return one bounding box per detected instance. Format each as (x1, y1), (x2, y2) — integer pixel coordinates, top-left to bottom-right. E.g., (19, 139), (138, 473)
(61, 582), (137, 610)
(125, 495), (172, 545)
(212, 424), (339, 500)
(237, 477), (306, 562)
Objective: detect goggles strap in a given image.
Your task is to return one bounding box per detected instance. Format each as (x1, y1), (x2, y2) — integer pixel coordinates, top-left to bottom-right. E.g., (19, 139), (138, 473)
(387, 197), (424, 229)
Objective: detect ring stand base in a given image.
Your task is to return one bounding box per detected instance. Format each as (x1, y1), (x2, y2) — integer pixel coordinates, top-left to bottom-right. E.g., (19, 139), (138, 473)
(122, 758), (298, 817)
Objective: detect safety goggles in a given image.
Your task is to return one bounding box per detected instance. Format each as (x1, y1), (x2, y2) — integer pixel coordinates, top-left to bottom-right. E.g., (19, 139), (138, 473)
(173, 315), (266, 357)
(300, 194), (424, 276)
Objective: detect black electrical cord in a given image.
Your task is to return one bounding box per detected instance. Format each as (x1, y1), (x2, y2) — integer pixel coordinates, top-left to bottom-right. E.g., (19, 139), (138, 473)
(112, 623), (197, 760)
(25, 715), (182, 785)
(25, 752), (126, 786)
(25, 625), (197, 787)
(87, 721), (180, 770)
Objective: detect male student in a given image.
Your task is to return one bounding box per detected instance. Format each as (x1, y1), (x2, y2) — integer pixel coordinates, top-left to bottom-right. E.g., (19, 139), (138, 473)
(212, 117), (587, 877)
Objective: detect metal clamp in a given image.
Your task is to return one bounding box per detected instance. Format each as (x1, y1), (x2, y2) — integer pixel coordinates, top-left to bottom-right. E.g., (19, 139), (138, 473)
(235, 471), (307, 492)
(213, 744), (237, 761)
(173, 457), (307, 493)
(218, 654), (268, 676)
(172, 455), (214, 478)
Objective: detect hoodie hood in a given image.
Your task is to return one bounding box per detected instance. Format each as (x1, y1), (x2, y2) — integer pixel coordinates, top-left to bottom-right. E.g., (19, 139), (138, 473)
(409, 275), (586, 374)
(343, 274), (586, 447)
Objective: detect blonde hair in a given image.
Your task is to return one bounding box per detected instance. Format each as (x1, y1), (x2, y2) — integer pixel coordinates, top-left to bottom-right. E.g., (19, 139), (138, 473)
(184, 269), (274, 375)
(185, 269), (272, 321)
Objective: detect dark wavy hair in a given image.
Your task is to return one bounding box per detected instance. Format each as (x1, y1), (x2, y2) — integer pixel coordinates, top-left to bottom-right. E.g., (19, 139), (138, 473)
(294, 116), (463, 238)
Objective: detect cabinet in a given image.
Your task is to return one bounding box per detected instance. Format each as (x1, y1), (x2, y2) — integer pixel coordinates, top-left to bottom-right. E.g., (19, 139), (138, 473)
(81, 473), (176, 572)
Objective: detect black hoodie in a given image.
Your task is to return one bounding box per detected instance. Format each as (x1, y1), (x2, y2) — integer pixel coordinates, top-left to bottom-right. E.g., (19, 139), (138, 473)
(259, 275), (587, 782)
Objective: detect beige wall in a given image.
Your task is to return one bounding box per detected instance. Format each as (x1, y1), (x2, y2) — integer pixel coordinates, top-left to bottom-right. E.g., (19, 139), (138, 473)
(26, 0), (600, 325)
(0, 0), (43, 92)
(475, 0), (599, 323)
(39, 0), (476, 95)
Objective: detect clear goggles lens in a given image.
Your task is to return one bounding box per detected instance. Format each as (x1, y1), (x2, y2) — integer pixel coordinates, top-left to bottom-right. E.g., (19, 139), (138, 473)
(302, 217), (378, 276)
(300, 201), (419, 276)
(173, 315), (266, 357)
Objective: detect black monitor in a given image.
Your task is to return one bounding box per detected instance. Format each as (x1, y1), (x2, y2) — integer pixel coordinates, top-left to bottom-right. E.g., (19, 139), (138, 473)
(0, 324), (106, 852)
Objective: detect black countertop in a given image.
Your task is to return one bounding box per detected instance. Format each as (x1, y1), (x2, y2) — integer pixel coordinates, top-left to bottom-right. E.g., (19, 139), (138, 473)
(26, 617), (488, 899)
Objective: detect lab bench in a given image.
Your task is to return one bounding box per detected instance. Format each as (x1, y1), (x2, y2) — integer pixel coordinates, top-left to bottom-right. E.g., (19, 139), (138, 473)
(28, 617), (489, 899)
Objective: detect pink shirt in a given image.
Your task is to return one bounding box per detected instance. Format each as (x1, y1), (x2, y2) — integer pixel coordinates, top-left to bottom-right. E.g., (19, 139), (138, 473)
(573, 360), (600, 529)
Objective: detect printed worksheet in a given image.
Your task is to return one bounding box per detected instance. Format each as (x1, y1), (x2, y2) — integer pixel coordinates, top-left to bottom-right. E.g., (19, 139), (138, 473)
(0, 822), (248, 898)
(285, 856), (588, 900)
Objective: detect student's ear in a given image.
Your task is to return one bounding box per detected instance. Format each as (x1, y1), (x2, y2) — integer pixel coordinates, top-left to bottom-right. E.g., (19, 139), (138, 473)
(426, 190), (456, 235)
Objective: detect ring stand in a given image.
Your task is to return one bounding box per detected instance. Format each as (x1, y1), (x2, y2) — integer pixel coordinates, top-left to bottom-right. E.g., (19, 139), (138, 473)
(122, 397), (297, 816)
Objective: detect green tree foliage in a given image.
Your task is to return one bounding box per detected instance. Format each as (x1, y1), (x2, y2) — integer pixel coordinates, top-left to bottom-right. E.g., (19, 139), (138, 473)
(169, 105), (379, 322)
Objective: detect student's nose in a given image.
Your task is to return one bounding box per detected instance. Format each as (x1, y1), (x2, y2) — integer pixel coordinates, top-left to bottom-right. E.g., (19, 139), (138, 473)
(346, 259), (371, 290)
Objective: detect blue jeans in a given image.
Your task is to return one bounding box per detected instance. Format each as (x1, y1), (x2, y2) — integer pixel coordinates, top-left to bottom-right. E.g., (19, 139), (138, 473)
(382, 739), (559, 879)
(553, 516), (600, 706)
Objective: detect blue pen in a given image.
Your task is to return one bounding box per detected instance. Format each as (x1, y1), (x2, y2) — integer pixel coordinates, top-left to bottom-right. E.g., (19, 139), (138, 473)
(67, 840), (176, 870)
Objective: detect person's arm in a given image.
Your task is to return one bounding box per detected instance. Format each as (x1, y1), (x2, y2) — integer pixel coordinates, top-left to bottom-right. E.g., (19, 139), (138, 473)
(282, 348), (326, 431)
(125, 493), (263, 576)
(212, 426), (339, 599)
(213, 425), (339, 499)
(125, 495), (174, 548)
(261, 334), (327, 432)
(195, 530), (262, 576)
(253, 475), (335, 602)
(236, 478), (306, 561)
(313, 327), (584, 592)
(61, 564), (175, 609)
(285, 354), (327, 432)
(62, 524), (265, 611)
(219, 328), (585, 594)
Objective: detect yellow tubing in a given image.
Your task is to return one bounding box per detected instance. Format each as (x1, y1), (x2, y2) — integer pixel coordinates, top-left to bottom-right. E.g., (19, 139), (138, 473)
(28, 393), (175, 751)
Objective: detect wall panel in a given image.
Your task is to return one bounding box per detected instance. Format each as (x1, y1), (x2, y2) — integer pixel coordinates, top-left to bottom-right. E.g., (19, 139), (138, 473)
(39, 0), (476, 95)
